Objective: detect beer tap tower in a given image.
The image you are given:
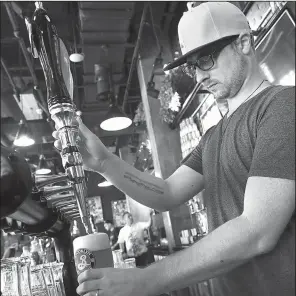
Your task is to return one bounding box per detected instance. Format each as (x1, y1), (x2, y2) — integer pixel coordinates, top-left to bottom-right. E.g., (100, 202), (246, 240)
(25, 2), (92, 234)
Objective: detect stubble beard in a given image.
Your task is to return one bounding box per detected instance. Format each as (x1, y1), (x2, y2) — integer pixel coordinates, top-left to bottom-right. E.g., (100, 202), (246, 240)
(212, 54), (247, 101)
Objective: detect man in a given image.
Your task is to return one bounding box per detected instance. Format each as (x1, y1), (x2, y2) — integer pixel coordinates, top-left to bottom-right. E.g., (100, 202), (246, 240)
(103, 220), (120, 251)
(54, 2), (295, 296)
(117, 211), (153, 267)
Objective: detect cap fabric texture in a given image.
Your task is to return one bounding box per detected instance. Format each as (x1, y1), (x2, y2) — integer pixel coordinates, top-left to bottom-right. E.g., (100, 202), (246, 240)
(164, 2), (251, 71)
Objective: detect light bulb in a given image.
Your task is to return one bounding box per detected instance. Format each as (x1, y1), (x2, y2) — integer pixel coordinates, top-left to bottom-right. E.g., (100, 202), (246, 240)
(13, 135), (35, 147)
(100, 117), (132, 131)
(69, 53), (84, 63)
(98, 180), (112, 187)
(35, 168), (51, 175)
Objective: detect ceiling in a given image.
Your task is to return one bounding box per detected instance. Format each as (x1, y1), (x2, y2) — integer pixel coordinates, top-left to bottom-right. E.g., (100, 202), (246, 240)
(0, 1), (182, 174)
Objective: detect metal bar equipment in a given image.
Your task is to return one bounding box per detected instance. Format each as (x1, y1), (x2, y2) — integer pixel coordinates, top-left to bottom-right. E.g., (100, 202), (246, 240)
(25, 2), (92, 233)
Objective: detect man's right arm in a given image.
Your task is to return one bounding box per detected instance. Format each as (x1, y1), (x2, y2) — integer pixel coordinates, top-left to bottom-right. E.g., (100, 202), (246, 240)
(53, 118), (204, 211)
(98, 153), (204, 212)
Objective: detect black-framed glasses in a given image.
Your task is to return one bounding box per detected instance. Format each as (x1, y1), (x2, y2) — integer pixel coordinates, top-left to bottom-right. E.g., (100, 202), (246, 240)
(186, 35), (239, 71)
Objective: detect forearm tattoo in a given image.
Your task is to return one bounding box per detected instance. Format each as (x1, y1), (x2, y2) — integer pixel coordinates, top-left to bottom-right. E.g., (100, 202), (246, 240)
(123, 172), (164, 195)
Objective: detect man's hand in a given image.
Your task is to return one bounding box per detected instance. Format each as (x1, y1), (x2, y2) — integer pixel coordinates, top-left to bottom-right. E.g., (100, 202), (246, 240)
(77, 268), (149, 296)
(52, 117), (110, 173)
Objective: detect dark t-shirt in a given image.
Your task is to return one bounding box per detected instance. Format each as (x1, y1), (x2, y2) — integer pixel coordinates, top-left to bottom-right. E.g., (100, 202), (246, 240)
(184, 86), (295, 296)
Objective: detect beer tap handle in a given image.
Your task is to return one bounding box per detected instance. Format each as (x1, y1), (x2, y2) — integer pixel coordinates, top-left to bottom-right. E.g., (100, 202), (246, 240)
(25, 3), (92, 233)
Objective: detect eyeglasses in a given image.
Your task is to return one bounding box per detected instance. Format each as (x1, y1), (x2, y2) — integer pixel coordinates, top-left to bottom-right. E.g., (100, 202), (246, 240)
(186, 35), (239, 71)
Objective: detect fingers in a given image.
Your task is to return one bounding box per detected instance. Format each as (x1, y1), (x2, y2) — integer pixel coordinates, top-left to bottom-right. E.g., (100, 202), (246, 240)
(52, 130), (61, 151)
(78, 269), (104, 284)
(52, 118), (95, 145)
(52, 131), (59, 139)
(53, 139), (62, 151)
(76, 279), (102, 295)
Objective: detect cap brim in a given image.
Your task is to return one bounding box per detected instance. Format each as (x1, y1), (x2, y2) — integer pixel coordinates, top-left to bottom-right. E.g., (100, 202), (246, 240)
(163, 35), (240, 71)
(163, 51), (194, 71)
(163, 44), (206, 71)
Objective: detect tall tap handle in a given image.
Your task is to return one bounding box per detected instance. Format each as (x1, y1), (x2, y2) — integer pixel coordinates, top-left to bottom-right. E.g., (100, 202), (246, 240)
(27, 3), (71, 109)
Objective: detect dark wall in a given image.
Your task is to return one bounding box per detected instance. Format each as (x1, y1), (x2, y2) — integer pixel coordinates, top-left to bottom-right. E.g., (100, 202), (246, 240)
(87, 171), (126, 220)
(77, 171), (126, 235)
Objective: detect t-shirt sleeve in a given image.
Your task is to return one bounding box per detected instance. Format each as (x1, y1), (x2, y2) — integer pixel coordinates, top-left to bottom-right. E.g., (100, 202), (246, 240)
(182, 126), (214, 174)
(249, 87), (295, 180)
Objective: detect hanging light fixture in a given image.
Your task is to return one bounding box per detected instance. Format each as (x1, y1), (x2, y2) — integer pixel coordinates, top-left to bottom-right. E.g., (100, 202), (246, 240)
(69, 53), (84, 63)
(100, 95), (132, 131)
(35, 154), (51, 175)
(13, 120), (35, 147)
(95, 64), (111, 101)
(69, 2), (84, 63)
(147, 74), (160, 99)
(98, 180), (113, 187)
(99, 60), (132, 131)
(152, 50), (164, 75)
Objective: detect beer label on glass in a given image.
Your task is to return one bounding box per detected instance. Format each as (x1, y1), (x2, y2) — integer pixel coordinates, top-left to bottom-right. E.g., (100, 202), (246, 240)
(74, 248), (96, 275)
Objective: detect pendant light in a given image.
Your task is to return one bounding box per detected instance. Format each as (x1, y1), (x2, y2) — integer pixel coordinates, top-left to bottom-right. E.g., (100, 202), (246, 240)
(147, 74), (160, 99)
(98, 180), (113, 187)
(100, 105), (132, 131)
(95, 64), (111, 101)
(35, 154), (51, 175)
(100, 93), (132, 131)
(69, 53), (84, 63)
(13, 120), (35, 147)
(69, 2), (84, 63)
(152, 51), (164, 76)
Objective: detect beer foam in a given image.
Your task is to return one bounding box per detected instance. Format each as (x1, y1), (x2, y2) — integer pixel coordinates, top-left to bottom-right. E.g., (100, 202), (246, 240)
(73, 233), (110, 253)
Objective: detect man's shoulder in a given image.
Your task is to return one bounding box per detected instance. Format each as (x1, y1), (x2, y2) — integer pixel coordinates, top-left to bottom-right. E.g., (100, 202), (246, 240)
(255, 85), (294, 108)
(251, 85), (295, 120)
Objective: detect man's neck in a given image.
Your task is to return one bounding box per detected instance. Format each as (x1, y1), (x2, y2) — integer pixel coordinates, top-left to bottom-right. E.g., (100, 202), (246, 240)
(226, 73), (270, 118)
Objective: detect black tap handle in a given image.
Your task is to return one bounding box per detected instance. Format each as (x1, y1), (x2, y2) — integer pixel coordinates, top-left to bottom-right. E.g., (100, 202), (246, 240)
(27, 4), (71, 109)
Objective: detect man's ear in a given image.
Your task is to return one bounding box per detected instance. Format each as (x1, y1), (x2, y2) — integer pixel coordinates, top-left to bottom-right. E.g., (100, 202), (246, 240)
(237, 33), (253, 55)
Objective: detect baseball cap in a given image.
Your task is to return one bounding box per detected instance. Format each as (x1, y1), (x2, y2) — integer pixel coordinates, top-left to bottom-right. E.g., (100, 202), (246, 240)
(164, 2), (251, 71)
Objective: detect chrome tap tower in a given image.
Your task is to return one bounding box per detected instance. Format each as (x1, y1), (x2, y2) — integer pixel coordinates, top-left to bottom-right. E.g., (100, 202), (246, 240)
(26, 2), (92, 233)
